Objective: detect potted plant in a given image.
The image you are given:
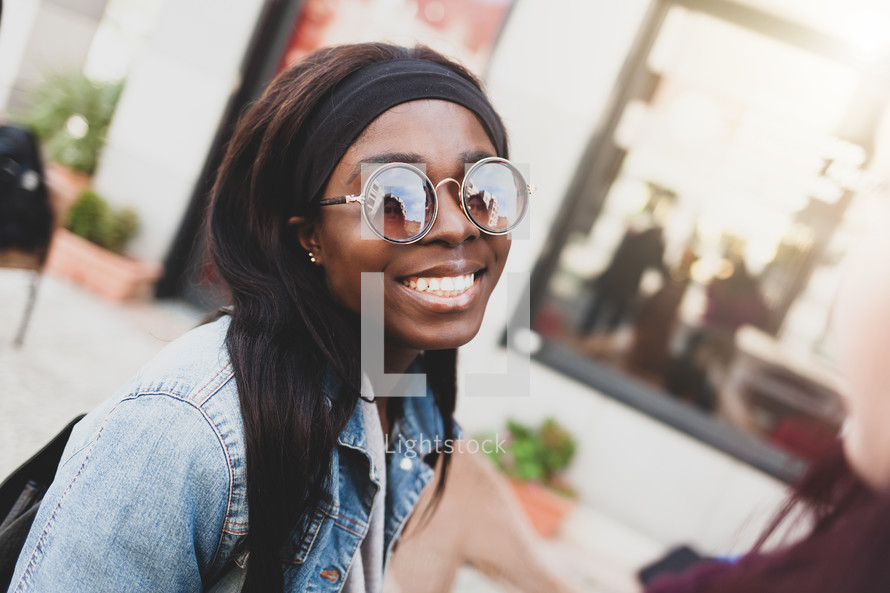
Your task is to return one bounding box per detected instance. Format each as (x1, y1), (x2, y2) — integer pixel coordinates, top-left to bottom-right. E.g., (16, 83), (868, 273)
(487, 417), (578, 537)
(18, 70), (123, 217)
(45, 189), (162, 301)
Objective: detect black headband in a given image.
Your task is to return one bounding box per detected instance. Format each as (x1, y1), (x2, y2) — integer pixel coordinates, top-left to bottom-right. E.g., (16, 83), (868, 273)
(292, 58), (507, 212)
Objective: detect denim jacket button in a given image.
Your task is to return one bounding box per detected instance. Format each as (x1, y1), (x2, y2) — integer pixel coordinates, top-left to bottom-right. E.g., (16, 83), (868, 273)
(320, 567), (339, 582)
(399, 457), (413, 470)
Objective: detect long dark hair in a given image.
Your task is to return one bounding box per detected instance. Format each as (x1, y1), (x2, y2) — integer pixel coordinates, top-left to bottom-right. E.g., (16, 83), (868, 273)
(206, 43), (494, 592)
(648, 440), (890, 593)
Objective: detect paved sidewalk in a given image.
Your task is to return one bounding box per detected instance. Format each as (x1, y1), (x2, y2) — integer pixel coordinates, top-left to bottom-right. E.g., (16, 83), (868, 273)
(0, 268), (203, 477)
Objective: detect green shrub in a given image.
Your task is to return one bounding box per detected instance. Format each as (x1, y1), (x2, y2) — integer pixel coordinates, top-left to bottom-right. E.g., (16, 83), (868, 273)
(66, 190), (139, 254)
(20, 70), (123, 175)
(103, 207), (139, 255)
(487, 417), (577, 494)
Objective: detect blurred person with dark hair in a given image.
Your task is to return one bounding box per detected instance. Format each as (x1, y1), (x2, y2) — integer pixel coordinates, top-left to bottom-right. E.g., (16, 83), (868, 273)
(701, 254), (770, 336)
(665, 252), (769, 411)
(579, 222), (667, 336)
(626, 247), (697, 382)
(646, 222), (890, 593)
(579, 185), (674, 337)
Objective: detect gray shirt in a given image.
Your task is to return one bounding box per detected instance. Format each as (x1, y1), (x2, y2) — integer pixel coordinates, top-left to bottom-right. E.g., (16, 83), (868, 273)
(342, 386), (387, 593)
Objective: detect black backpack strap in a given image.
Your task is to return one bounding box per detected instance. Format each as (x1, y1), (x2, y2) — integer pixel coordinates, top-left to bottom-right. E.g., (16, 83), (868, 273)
(0, 415), (85, 513)
(0, 415), (85, 590)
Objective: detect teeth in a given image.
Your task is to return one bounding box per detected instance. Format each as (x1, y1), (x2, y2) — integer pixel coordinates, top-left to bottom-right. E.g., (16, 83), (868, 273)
(401, 273), (476, 296)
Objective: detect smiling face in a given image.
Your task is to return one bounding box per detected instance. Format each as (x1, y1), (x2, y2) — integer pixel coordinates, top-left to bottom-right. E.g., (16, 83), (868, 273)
(292, 99), (511, 371)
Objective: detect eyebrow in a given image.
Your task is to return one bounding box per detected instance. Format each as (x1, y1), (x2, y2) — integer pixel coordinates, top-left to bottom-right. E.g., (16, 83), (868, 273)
(346, 149), (497, 184)
(347, 152), (422, 184)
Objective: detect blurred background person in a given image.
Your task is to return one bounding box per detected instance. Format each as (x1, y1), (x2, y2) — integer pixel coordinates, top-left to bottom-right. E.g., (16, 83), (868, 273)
(578, 211), (669, 338)
(645, 212), (890, 593)
(665, 245), (770, 411)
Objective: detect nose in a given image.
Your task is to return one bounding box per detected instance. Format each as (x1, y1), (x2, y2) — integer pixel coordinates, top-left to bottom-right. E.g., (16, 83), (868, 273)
(420, 178), (479, 247)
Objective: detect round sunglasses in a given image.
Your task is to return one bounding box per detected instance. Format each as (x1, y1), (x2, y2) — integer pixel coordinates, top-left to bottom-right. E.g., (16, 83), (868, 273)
(318, 157), (531, 244)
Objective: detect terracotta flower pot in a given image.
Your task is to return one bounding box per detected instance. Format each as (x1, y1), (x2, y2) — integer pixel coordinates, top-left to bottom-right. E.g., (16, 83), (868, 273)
(507, 479), (574, 538)
(44, 162), (92, 226)
(45, 228), (163, 302)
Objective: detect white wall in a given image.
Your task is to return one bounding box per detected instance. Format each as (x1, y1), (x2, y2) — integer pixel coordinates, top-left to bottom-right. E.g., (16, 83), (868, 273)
(0, 0), (106, 113)
(456, 360), (786, 555)
(91, 0), (267, 263)
(456, 0), (788, 555)
(0, 0), (40, 112)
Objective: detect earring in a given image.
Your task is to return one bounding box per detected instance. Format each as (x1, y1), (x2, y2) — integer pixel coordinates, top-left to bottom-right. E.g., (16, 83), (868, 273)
(308, 251), (317, 264)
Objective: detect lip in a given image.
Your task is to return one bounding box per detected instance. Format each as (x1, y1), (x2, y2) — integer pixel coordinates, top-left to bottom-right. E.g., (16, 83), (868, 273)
(397, 260), (485, 279)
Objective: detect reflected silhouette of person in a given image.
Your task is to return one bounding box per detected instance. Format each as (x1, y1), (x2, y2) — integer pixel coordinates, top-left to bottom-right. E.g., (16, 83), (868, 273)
(628, 247), (697, 381)
(666, 254), (769, 411)
(579, 224), (667, 335)
(466, 190), (497, 229)
(702, 256), (769, 334)
(382, 193), (408, 239)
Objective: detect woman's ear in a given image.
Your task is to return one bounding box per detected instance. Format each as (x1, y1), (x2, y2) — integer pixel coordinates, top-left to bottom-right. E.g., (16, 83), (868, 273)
(287, 216), (322, 264)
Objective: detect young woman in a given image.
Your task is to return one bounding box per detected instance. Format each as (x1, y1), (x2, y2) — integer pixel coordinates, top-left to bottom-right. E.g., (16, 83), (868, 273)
(8, 43), (529, 593)
(647, 219), (890, 592)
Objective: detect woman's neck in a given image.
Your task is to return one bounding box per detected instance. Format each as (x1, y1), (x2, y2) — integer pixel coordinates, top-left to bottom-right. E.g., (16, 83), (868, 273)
(378, 347), (421, 438)
(384, 346), (420, 374)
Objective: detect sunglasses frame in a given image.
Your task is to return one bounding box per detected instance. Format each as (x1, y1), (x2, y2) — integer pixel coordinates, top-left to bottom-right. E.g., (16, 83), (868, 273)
(318, 157), (531, 244)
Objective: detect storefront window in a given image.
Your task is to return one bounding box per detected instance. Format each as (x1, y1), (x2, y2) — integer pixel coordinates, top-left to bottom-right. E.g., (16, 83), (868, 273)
(531, 1), (888, 479)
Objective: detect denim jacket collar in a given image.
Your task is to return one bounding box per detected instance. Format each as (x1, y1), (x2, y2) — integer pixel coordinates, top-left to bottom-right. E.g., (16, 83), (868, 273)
(276, 358), (445, 583)
(327, 360), (445, 461)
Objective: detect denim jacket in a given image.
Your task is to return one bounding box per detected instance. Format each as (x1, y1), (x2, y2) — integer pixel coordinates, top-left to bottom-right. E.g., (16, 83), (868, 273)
(8, 316), (446, 593)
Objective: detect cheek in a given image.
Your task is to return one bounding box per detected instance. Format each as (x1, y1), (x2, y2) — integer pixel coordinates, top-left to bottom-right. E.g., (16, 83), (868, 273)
(834, 236), (890, 404)
(485, 235), (512, 279)
(317, 220), (391, 314)
(834, 233), (890, 489)
(844, 415), (890, 490)
(323, 263), (360, 314)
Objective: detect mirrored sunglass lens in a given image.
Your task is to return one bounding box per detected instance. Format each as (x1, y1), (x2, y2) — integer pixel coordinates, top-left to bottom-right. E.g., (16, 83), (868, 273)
(364, 166), (434, 241)
(463, 161), (527, 232)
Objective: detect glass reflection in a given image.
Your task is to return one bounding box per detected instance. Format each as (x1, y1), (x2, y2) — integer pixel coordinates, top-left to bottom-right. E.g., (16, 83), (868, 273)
(366, 167), (432, 239)
(530, 7), (869, 464)
(465, 162), (525, 230)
